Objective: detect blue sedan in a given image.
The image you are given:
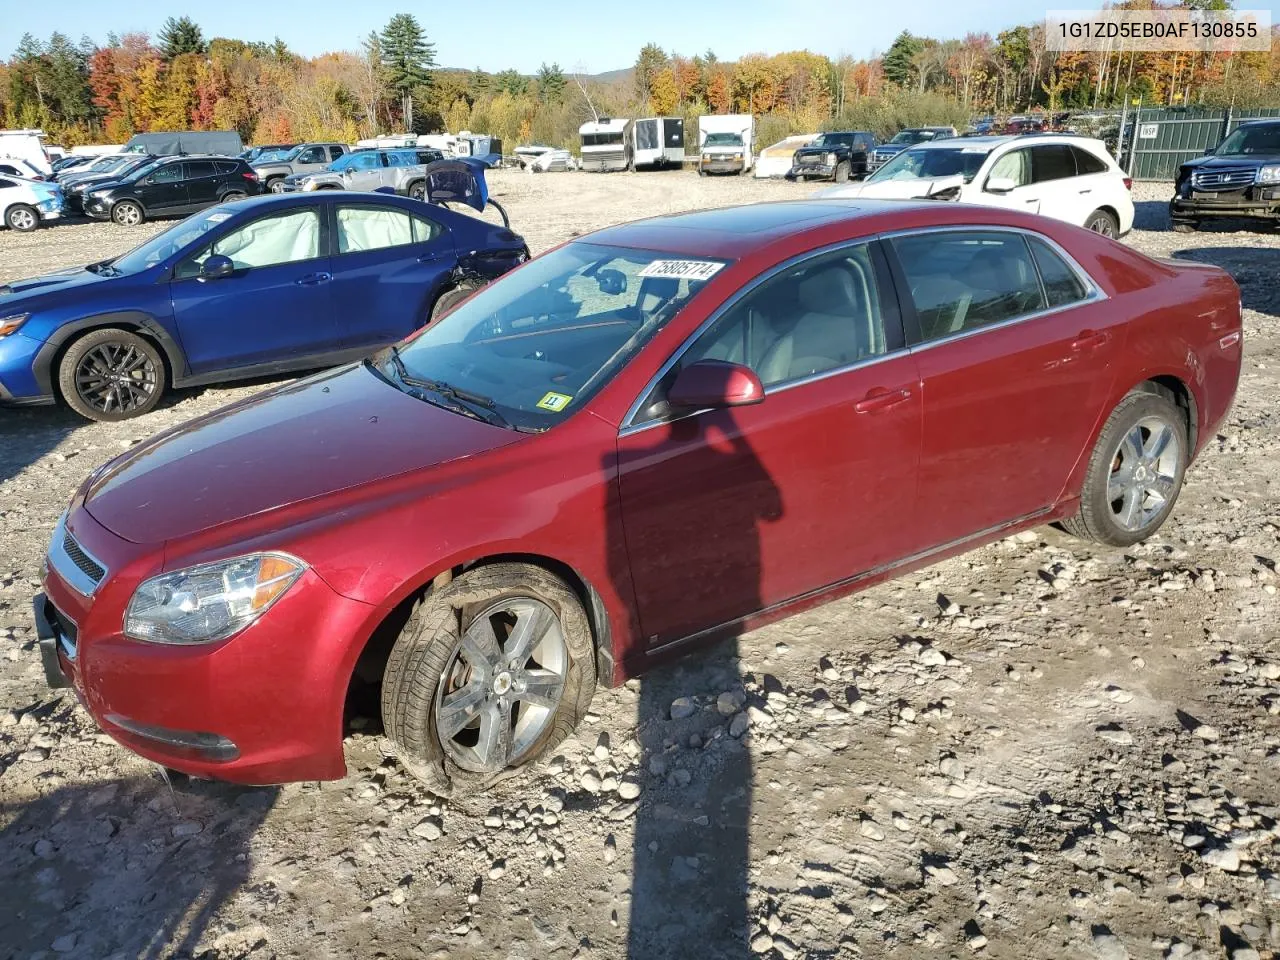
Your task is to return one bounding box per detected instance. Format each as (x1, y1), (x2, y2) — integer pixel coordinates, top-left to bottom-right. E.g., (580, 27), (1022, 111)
(0, 192), (529, 420)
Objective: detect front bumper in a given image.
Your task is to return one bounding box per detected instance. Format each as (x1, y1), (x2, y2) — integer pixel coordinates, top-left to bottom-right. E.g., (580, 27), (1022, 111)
(788, 160), (836, 180)
(700, 156), (745, 173)
(83, 197), (112, 219)
(1171, 194), (1280, 221)
(0, 331), (53, 405)
(35, 508), (379, 784)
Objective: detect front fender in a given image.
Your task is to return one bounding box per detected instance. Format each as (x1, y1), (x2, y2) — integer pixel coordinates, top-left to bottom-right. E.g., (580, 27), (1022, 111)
(32, 311), (187, 395)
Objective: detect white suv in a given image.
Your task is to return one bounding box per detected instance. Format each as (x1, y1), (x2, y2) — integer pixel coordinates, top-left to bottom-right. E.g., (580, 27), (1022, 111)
(818, 135), (1134, 237)
(0, 174), (63, 231)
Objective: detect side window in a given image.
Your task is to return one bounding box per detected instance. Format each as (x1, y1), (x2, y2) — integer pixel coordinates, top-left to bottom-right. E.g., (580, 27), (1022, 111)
(328, 145), (346, 161)
(1028, 236), (1089, 308)
(0, 177), (14, 188)
(634, 244), (889, 423)
(987, 149), (1030, 187)
(214, 160), (238, 175)
(151, 164), (184, 183)
(1031, 144), (1076, 183)
(177, 209), (321, 277)
(336, 205), (440, 253)
(892, 231), (1046, 341)
(1071, 146), (1108, 175)
(185, 160), (216, 180)
(351, 154), (379, 171)
(297, 147), (325, 164)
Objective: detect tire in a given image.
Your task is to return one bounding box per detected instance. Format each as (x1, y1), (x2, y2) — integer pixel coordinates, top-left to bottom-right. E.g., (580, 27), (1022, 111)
(111, 200), (144, 226)
(430, 283), (480, 322)
(57, 328), (167, 422)
(5, 203), (38, 232)
(698, 168), (707, 177)
(1085, 208), (1120, 238)
(834, 161), (850, 184)
(221, 191), (246, 203)
(381, 563), (596, 795)
(1061, 390), (1187, 547)
(408, 180), (427, 201)
(266, 177), (285, 193)
(1172, 220), (1199, 234)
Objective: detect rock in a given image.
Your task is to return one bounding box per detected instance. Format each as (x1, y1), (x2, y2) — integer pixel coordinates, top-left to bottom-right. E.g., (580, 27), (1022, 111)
(412, 818), (443, 841)
(603, 835), (617, 864)
(488, 860), (507, 880)
(750, 933), (774, 954)
(717, 691), (745, 715)
(1192, 724), (1220, 742)
(899, 706), (917, 723)
(594, 733), (611, 760)
(1200, 847), (1240, 872)
(729, 712), (751, 738)
(773, 935), (799, 959)
(648, 755), (668, 777)
(670, 697), (697, 720)
(617, 780), (641, 801)
(860, 820), (884, 841)
(927, 865), (958, 886)
(1092, 931), (1129, 960)
(866, 894), (888, 914)
(171, 821), (203, 838)
(670, 769), (692, 789)
(33, 839), (54, 858)
(1096, 725), (1134, 746)
(52, 934), (77, 953)
(940, 757), (965, 780)
(580, 771), (603, 794)
(969, 934), (989, 951)
(919, 647), (948, 667)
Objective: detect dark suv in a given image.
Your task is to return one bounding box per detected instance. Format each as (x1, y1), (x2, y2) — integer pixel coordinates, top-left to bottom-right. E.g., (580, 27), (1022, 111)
(82, 157), (262, 225)
(787, 131), (877, 182)
(1171, 120), (1280, 232)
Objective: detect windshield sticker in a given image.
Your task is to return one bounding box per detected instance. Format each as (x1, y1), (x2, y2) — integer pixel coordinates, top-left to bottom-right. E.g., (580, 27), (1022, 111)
(637, 260), (725, 282)
(961, 146), (989, 153)
(206, 213), (233, 223)
(536, 391), (573, 412)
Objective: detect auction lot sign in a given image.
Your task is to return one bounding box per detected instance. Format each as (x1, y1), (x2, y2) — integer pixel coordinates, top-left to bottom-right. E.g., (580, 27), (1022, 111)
(1046, 8), (1272, 52)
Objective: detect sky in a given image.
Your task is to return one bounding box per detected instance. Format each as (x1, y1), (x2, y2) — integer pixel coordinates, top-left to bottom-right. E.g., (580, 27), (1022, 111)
(5, 0), (1280, 73)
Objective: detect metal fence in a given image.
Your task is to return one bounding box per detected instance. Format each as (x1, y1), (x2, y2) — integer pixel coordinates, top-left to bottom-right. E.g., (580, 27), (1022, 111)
(1121, 106), (1280, 181)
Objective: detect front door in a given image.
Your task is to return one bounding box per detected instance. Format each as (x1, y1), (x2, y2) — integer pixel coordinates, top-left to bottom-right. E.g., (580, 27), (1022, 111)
(138, 161), (189, 215)
(976, 146), (1040, 214)
(170, 205), (339, 373)
(341, 152), (384, 192)
(887, 227), (1122, 546)
(616, 241), (923, 648)
(329, 201), (457, 348)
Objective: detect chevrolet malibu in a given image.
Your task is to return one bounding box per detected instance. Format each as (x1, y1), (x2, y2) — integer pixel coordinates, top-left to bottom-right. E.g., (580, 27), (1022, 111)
(34, 200), (1242, 794)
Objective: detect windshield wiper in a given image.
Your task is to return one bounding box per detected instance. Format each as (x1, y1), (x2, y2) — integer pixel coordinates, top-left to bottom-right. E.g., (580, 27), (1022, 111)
(384, 347), (521, 431)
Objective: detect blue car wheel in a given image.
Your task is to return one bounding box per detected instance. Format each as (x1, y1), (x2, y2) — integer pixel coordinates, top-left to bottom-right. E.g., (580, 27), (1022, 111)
(57, 328), (167, 421)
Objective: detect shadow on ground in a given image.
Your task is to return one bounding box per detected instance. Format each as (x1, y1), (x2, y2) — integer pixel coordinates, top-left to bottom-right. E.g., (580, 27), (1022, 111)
(1172, 247), (1280, 318)
(0, 772), (278, 958)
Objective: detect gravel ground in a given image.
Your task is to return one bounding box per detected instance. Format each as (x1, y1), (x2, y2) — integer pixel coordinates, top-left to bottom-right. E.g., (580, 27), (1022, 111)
(1, 175), (1278, 960)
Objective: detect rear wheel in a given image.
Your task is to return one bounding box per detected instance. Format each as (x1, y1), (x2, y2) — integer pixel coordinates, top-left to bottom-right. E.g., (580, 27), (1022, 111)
(5, 203), (38, 232)
(1171, 219), (1199, 234)
(111, 200), (144, 226)
(1085, 208), (1119, 238)
(408, 180), (427, 201)
(222, 190), (247, 203)
(430, 283), (480, 322)
(266, 177), (285, 193)
(834, 160), (850, 184)
(1062, 390), (1187, 547)
(381, 563), (596, 795)
(57, 328), (167, 422)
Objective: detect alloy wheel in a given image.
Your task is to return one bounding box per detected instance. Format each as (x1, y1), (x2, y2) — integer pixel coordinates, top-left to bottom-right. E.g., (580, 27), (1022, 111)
(1107, 416), (1180, 531)
(1089, 216), (1117, 238)
(74, 341), (159, 414)
(8, 207), (36, 231)
(434, 597), (568, 773)
(114, 203), (141, 226)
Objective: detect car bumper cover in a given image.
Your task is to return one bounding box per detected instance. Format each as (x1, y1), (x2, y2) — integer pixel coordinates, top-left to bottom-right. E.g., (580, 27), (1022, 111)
(1171, 196), (1280, 220)
(0, 332), (53, 403)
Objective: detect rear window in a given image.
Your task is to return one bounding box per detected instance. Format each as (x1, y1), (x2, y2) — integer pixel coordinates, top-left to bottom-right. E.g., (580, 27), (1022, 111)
(185, 160), (217, 179)
(1028, 236), (1089, 308)
(215, 161), (239, 175)
(1071, 146), (1109, 175)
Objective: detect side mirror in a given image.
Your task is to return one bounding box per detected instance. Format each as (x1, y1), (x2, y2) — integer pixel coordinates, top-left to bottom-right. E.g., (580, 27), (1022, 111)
(596, 268), (627, 295)
(343, 168), (355, 177)
(1203, 146), (1216, 155)
(141, 177), (154, 185)
(199, 254), (234, 281)
(668, 360), (764, 410)
(985, 176), (1017, 194)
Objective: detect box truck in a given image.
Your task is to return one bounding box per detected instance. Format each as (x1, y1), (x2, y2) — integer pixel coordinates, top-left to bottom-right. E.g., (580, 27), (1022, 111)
(697, 114), (755, 175)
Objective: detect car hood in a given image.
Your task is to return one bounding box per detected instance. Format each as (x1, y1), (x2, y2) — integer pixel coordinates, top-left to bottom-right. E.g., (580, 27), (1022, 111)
(817, 176), (960, 200)
(253, 162), (293, 174)
(1182, 153), (1280, 171)
(873, 143), (910, 155)
(0, 265), (110, 302)
(83, 362), (520, 544)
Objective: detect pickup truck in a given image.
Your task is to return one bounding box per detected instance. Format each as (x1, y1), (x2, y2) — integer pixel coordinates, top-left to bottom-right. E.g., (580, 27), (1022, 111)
(277, 147), (444, 198)
(866, 127), (958, 173)
(787, 131), (877, 182)
(253, 142), (348, 192)
(1170, 119), (1280, 232)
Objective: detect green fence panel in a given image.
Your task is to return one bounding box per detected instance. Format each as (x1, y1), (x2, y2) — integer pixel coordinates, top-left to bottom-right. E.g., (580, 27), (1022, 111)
(1129, 107), (1280, 180)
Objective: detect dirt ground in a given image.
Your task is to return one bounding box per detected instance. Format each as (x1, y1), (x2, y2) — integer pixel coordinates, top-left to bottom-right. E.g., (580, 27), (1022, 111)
(0, 172), (1277, 960)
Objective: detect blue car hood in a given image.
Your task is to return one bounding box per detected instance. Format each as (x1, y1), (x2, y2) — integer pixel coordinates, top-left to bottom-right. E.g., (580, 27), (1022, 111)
(0, 266), (110, 300)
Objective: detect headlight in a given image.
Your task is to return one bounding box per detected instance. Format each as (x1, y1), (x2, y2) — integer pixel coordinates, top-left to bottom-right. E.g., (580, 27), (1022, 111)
(0, 313), (28, 337)
(1257, 165), (1280, 184)
(702, 154), (712, 161)
(826, 152), (837, 164)
(124, 553), (306, 644)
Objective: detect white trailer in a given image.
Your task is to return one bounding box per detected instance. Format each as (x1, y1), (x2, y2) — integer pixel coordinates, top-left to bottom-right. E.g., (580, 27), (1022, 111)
(631, 117), (685, 169)
(696, 114), (755, 175)
(0, 129), (54, 176)
(579, 118), (631, 172)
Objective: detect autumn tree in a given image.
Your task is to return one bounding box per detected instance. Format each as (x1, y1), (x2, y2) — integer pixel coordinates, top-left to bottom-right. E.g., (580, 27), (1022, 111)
(634, 43), (668, 104)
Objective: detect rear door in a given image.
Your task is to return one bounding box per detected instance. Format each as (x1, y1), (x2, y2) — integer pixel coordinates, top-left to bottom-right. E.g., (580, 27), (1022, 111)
(169, 204), (339, 372)
(184, 159), (221, 209)
(1029, 144), (1085, 225)
(137, 161), (189, 214)
(887, 227), (1122, 546)
(329, 200), (455, 348)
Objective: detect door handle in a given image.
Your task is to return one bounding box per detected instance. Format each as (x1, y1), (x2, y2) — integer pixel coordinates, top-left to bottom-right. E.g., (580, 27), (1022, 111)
(1071, 330), (1109, 351)
(296, 272), (331, 286)
(1079, 188), (1092, 194)
(417, 252), (438, 263)
(854, 387), (912, 414)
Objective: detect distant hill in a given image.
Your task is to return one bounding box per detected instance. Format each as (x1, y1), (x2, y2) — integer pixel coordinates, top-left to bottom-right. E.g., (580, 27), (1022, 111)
(437, 65), (632, 85)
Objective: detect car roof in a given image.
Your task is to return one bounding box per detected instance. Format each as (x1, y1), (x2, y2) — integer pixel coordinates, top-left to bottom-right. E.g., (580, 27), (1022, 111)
(585, 198), (1059, 259)
(214, 192), (426, 214)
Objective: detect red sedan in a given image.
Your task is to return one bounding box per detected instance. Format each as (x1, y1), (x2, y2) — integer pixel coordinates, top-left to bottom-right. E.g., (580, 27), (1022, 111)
(34, 199), (1242, 791)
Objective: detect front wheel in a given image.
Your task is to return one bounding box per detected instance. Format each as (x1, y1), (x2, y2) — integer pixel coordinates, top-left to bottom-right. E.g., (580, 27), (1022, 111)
(834, 161), (850, 184)
(381, 563), (596, 795)
(1062, 390), (1187, 547)
(111, 200), (144, 226)
(408, 180), (427, 201)
(5, 203), (38, 232)
(57, 328), (167, 421)
(1171, 219), (1199, 234)
(1085, 208), (1120, 238)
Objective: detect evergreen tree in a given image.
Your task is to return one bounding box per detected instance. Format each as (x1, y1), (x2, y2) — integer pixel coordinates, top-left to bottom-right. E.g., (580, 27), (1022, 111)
(536, 62), (565, 104)
(379, 13), (436, 130)
(634, 43), (668, 104)
(158, 16), (206, 60)
(882, 31), (920, 87)
(495, 68), (526, 97)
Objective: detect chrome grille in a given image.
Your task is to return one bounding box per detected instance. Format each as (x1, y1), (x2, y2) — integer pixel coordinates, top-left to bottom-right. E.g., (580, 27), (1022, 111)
(63, 531), (105, 584)
(1190, 168), (1255, 191)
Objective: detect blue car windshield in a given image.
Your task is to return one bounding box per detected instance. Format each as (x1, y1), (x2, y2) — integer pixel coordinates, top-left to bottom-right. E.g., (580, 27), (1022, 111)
(329, 152), (368, 171)
(108, 208), (237, 275)
(381, 243), (727, 431)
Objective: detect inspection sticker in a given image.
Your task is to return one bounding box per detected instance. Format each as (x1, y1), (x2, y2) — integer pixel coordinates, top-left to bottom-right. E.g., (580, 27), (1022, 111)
(536, 391), (573, 412)
(206, 212), (233, 223)
(637, 260), (725, 281)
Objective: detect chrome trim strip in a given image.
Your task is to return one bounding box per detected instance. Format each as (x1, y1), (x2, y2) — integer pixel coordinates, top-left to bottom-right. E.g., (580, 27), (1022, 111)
(644, 507), (1054, 657)
(47, 512), (108, 598)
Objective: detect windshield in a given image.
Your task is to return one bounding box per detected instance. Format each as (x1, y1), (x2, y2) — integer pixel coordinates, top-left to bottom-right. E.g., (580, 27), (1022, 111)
(814, 133), (855, 147)
(888, 131), (923, 145)
(108, 208), (236, 275)
(704, 133), (743, 147)
(329, 152), (368, 171)
(869, 145), (990, 183)
(381, 242), (727, 431)
(1215, 125), (1280, 155)
(259, 147), (299, 163)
